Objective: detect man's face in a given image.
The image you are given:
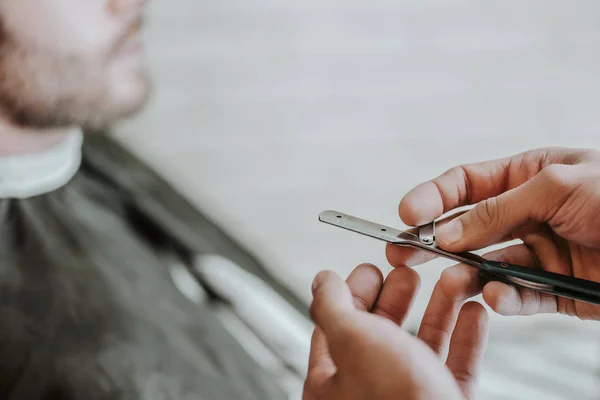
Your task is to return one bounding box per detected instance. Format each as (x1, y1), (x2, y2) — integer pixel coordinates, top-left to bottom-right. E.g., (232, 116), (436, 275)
(0, 0), (150, 129)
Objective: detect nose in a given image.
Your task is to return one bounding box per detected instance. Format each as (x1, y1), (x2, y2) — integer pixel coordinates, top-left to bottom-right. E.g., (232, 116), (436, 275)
(107, 0), (149, 16)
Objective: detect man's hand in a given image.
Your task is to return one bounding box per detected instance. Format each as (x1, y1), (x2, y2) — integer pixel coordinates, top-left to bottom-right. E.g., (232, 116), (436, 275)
(303, 264), (488, 400)
(388, 147), (600, 320)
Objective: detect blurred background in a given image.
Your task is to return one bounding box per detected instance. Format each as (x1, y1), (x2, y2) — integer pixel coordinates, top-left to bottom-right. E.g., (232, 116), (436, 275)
(115, 1), (600, 398)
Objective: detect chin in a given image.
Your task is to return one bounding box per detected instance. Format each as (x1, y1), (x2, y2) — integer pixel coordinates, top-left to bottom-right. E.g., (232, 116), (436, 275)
(0, 61), (153, 130)
(78, 74), (151, 131)
(109, 71), (153, 119)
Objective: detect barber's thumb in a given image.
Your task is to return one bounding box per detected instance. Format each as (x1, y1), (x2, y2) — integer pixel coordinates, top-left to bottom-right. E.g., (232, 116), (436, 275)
(310, 270), (357, 337)
(436, 189), (531, 252)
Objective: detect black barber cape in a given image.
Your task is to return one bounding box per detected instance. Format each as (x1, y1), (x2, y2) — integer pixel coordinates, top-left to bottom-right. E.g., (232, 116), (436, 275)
(0, 133), (310, 400)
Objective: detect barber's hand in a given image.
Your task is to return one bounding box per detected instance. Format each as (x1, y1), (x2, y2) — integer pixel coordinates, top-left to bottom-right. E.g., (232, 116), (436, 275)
(388, 147), (600, 320)
(303, 264), (488, 400)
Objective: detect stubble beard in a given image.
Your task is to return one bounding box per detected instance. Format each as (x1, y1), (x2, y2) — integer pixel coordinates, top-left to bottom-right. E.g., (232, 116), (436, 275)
(0, 19), (152, 131)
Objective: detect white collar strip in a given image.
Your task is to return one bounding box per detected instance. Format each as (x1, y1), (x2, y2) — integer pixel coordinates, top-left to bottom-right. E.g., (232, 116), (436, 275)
(0, 130), (83, 199)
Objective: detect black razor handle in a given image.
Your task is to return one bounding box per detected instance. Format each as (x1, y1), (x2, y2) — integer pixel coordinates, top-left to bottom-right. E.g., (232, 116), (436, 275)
(480, 261), (600, 306)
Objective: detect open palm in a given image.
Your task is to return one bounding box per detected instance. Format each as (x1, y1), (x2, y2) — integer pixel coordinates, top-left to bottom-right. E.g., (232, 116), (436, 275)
(304, 264), (488, 400)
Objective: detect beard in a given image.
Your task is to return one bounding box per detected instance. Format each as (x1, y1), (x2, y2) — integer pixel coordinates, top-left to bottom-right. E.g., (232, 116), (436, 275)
(0, 18), (152, 131)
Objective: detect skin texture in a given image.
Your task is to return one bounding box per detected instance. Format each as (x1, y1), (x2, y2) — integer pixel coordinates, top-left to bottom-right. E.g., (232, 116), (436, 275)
(388, 147), (600, 320)
(303, 264), (488, 400)
(0, 0), (150, 154)
(306, 147), (600, 398)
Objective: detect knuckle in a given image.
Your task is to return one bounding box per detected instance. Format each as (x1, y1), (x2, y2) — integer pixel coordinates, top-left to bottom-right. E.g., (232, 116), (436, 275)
(418, 314), (454, 354)
(420, 337), (445, 356)
(540, 164), (574, 189)
(438, 270), (457, 296)
(473, 197), (500, 229)
(452, 369), (477, 386)
(421, 313), (455, 334)
(449, 337), (482, 356)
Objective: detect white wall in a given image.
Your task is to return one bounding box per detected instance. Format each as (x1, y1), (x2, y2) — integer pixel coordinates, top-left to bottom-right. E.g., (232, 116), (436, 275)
(117, 0), (600, 336)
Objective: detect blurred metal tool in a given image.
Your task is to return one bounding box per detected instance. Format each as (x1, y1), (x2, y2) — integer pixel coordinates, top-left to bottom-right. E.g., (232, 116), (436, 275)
(319, 210), (600, 306)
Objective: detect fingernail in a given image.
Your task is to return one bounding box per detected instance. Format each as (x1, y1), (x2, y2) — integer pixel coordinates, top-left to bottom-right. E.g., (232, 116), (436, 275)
(437, 220), (463, 246)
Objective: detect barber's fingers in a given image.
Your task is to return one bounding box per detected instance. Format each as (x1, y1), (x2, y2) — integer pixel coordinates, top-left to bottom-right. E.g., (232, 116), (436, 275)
(386, 229), (514, 268)
(386, 210), (470, 268)
(480, 237), (560, 316)
(417, 242), (543, 360)
(399, 147), (587, 227)
(436, 242), (558, 317)
(435, 164), (579, 252)
(446, 302), (489, 400)
(483, 282), (557, 316)
(386, 208), (544, 269)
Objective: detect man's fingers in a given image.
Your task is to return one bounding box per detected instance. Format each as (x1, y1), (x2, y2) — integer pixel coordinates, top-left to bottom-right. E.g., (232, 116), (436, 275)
(399, 147), (587, 227)
(307, 327), (335, 378)
(372, 266), (420, 326)
(345, 264), (383, 312)
(437, 263), (483, 302)
(417, 264), (483, 360)
(310, 271), (356, 328)
(309, 270), (363, 366)
(446, 302), (489, 400)
(308, 270), (354, 379)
